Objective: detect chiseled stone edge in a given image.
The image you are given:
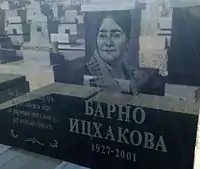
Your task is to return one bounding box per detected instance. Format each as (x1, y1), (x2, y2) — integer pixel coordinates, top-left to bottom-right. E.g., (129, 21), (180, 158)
(0, 74), (25, 83)
(0, 83), (101, 111)
(91, 91), (199, 115)
(0, 74), (26, 91)
(0, 83), (198, 115)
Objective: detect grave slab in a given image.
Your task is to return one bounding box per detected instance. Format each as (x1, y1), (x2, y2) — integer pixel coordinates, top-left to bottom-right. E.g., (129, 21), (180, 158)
(88, 91), (199, 169)
(0, 73), (30, 158)
(0, 83), (198, 169)
(0, 83), (101, 168)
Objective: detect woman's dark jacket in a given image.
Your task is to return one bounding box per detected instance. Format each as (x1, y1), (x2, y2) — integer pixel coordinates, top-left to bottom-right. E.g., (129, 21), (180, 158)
(53, 60), (166, 96)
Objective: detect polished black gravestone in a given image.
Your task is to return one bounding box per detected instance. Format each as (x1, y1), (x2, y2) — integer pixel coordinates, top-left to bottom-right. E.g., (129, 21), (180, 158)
(49, 50), (65, 66)
(53, 9), (141, 86)
(0, 83), (101, 167)
(88, 92), (199, 169)
(0, 73), (29, 103)
(168, 7), (200, 85)
(0, 83), (198, 169)
(0, 36), (23, 64)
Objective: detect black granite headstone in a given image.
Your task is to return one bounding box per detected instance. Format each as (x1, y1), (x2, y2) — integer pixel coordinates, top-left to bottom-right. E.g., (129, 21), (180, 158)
(53, 9), (165, 96)
(49, 50), (65, 66)
(0, 73), (29, 103)
(88, 92), (199, 169)
(52, 9), (144, 95)
(168, 7), (200, 85)
(0, 83), (100, 167)
(0, 36), (24, 63)
(0, 83), (198, 169)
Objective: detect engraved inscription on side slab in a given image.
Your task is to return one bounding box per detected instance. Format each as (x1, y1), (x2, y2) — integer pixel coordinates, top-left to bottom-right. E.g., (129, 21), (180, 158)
(0, 84), (198, 169)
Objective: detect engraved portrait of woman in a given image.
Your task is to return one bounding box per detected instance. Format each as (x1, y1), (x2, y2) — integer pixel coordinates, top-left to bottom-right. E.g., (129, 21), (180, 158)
(53, 10), (165, 95)
(85, 11), (138, 94)
(83, 10), (165, 95)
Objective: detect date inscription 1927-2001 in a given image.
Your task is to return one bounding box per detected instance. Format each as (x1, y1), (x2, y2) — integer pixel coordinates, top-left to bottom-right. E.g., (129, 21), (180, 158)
(92, 143), (136, 162)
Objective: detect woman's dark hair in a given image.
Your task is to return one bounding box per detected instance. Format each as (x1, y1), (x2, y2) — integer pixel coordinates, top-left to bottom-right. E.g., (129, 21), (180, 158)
(97, 10), (131, 40)
(84, 10), (140, 62)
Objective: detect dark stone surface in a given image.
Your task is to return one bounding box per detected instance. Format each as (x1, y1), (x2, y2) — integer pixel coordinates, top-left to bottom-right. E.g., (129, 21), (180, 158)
(52, 9), (164, 96)
(0, 74), (29, 103)
(49, 51), (65, 65)
(0, 36), (23, 63)
(0, 50), (23, 64)
(90, 92), (199, 169)
(168, 8), (200, 85)
(0, 9), (5, 36)
(0, 83), (100, 167)
(0, 74), (26, 90)
(22, 23), (31, 42)
(0, 81), (29, 104)
(0, 83), (198, 169)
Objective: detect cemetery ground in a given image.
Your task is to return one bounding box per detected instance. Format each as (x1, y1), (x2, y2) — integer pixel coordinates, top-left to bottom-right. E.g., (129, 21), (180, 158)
(0, 36), (198, 169)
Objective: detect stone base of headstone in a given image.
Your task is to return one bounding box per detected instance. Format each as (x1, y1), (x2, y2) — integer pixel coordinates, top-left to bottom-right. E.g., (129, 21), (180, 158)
(0, 83), (101, 166)
(0, 83), (198, 169)
(90, 91), (199, 169)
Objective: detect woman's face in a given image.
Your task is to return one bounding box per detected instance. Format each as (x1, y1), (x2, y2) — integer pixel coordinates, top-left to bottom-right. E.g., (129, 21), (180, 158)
(97, 17), (127, 64)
